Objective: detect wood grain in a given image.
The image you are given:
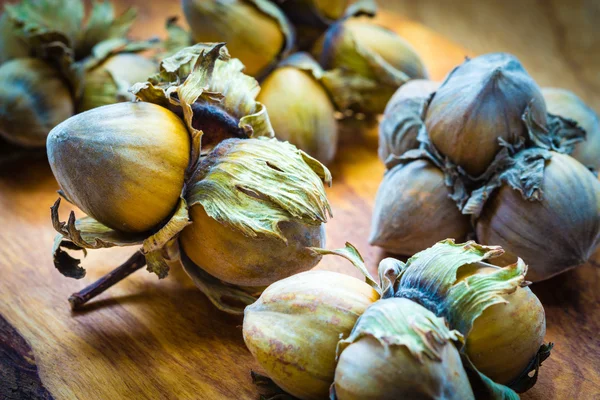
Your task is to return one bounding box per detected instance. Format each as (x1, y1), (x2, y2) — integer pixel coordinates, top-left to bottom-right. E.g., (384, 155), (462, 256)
(0, 3), (599, 400)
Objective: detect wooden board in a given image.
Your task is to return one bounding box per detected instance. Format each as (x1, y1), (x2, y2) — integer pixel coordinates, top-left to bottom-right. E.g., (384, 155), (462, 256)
(1, 9), (599, 400)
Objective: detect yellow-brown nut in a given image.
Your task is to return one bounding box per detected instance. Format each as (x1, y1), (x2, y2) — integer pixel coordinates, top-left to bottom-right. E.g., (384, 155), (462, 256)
(458, 264), (546, 385)
(370, 160), (471, 256)
(47, 102), (190, 233)
(426, 53), (547, 176)
(180, 205), (325, 287)
(257, 53), (338, 165)
(243, 270), (379, 400)
(476, 152), (600, 282)
(181, 0), (288, 77)
(0, 58), (74, 147)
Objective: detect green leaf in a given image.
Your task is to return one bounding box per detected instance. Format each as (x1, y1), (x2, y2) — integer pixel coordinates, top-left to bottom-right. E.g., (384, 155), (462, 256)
(337, 298), (463, 361)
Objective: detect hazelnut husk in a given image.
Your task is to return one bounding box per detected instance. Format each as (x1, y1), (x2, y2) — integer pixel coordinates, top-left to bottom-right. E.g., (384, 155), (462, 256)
(333, 298), (474, 400)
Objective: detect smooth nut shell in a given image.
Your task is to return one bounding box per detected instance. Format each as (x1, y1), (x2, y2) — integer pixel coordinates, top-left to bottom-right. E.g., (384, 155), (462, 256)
(426, 53), (547, 176)
(257, 64), (338, 165)
(476, 152), (600, 281)
(370, 160), (471, 255)
(0, 58), (74, 147)
(180, 204), (326, 287)
(243, 270), (379, 400)
(47, 102), (190, 233)
(182, 0), (285, 77)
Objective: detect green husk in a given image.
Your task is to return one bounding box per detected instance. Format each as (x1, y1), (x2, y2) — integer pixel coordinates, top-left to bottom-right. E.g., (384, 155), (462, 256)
(186, 137), (332, 242)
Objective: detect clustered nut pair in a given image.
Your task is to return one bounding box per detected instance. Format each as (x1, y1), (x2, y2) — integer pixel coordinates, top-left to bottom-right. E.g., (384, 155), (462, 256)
(373, 52), (600, 282)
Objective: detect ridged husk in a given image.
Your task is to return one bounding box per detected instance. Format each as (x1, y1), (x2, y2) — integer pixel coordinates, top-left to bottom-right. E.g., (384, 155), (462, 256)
(0, 58), (74, 147)
(378, 79), (439, 165)
(369, 159), (471, 256)
(181, 0), (295, 78)
(180, 137), (332, 287)
(475, 151), (600, 282)
(332, 298), (474, 400)
(542, 87), (600, 171)
(257, 52), (338, 164)
(381, 240), (550, 397)
(314, 17), (427, 115)
(243, 269), (379, 400)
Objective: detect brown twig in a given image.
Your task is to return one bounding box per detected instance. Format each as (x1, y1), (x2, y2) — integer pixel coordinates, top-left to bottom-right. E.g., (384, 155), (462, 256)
(68, 251), (147, 310)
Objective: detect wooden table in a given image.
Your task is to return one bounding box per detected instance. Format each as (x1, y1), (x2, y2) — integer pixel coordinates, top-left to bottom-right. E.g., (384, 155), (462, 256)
(1, 3), (599, 400)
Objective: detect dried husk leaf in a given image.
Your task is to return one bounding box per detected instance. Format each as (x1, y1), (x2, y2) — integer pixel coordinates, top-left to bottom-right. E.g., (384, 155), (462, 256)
(315, 17), (427, 114)
(257, 52), (338, 164)
(386, 239), (547, 396)
(47, 102), (190, 233)
(243, 269), (379, 400)
(131, 43), (274, 168)
(0, 58), (74, 147)
(180, 137), (332, 287)
(476, 152), (600, 281)
(332, 298), (474, 400)
(370, 159), (471, 256)
(51, 196), (191, 279)
(181, 0), (295, 78)
(542, 87), (600, 171)
(378, 79), (439, 164)
(425, 53), (548, 177)
(186, 137), (332, 241)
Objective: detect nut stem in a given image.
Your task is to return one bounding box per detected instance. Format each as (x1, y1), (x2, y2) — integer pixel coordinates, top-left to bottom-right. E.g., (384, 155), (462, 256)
(68, 251), (147, 310)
